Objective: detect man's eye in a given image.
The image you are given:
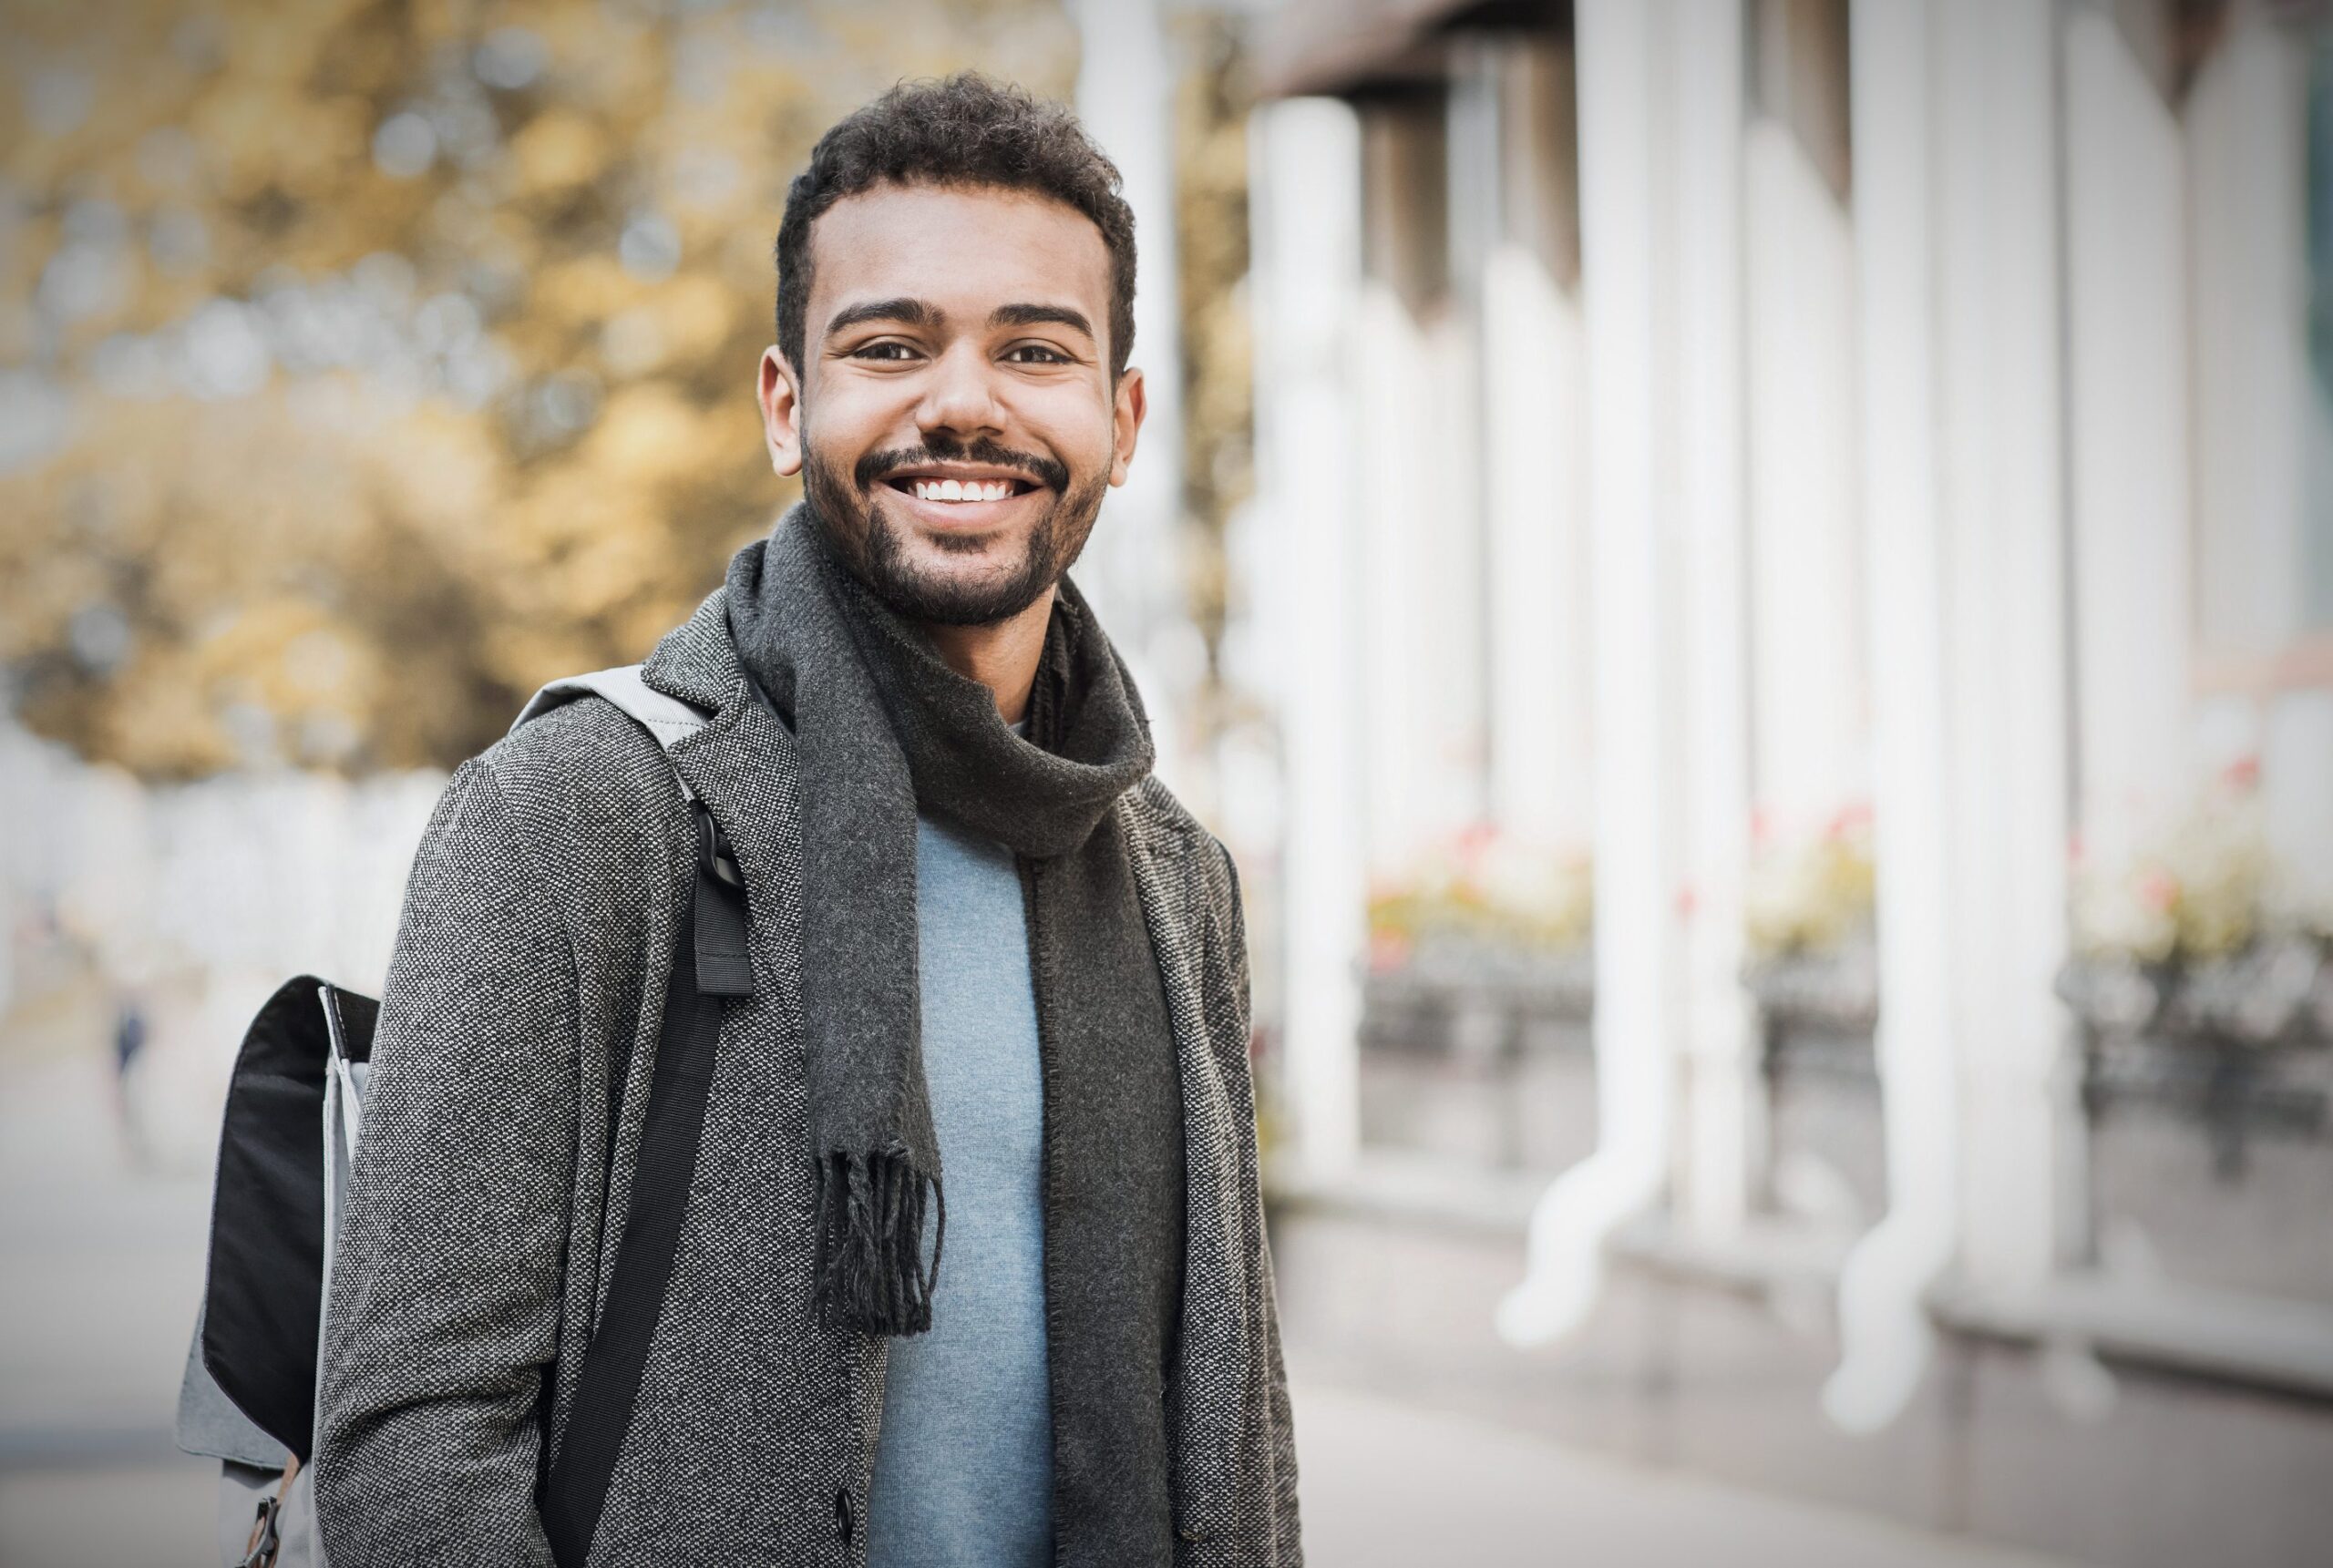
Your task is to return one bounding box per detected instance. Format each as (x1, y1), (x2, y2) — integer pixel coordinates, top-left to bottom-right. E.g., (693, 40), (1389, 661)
(853, 342), (917, 361)
(1006, 344), (1069, 364)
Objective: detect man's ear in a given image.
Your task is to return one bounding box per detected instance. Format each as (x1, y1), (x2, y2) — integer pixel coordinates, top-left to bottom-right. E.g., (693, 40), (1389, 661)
(759, 346), (805, 477)
(1107, 365), (1147, 487)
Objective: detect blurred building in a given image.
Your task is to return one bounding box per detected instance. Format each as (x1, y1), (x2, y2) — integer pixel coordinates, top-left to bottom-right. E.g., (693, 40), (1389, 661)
(1242, 2), (2333, 1563)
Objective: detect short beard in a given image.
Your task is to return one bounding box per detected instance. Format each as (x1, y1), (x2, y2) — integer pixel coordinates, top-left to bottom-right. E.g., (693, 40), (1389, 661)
(801, 431), (1107, 627)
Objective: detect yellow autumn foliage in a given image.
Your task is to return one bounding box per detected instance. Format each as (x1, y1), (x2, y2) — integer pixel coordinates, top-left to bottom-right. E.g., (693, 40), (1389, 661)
(1, 0), (1080, 778)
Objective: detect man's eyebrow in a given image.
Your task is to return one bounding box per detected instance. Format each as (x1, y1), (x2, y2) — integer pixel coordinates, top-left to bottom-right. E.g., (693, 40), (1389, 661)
(825, 297), (942, 339)
(988, 302), (1095, 342)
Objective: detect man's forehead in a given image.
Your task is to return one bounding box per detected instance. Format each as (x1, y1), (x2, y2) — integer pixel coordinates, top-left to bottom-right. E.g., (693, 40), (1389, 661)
(807, 182), (1112, 326)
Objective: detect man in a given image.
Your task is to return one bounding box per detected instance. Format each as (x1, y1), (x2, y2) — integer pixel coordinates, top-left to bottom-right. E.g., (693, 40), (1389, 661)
(315, 73), (1300, 1567)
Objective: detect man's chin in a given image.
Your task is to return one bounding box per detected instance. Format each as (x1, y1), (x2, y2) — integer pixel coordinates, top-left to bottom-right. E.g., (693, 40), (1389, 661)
(887, 514), (1017, 558)
(860, 516), (1055, 626)
(878, 577), (1051, 628)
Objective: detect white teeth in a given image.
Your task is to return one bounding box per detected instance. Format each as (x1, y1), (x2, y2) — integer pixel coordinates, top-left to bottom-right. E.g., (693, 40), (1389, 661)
(909, 477), (1015, 502)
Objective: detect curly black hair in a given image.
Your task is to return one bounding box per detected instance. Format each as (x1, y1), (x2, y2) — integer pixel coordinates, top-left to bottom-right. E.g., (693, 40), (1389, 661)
(774, 72), (1138, 384)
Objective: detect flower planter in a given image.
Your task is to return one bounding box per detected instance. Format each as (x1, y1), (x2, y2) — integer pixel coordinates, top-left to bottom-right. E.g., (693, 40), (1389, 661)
(2060, 942), (2333, 1305)
(2061, 942), (2333, 1168)
(1355, 942), (1596, 1173)
(1746, 944), (1885, 1222)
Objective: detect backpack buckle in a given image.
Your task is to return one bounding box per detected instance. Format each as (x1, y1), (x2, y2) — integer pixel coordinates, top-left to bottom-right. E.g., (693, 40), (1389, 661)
(691, 804), (755, 998)
(696, 804), (744, 891)
(240, 1465), (293, 1568)
(240, 1483), (285, 1558)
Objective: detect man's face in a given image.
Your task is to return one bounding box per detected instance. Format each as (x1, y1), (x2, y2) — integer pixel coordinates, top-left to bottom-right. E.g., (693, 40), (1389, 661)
(758, 181), (1146, 627)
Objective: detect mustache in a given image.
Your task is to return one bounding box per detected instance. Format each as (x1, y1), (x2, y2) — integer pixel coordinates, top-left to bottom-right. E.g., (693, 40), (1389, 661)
(855, 436), (1070, 495)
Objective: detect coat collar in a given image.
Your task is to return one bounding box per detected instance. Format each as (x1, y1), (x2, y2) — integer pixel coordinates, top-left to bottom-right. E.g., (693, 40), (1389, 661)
(639, 587), (747, 719)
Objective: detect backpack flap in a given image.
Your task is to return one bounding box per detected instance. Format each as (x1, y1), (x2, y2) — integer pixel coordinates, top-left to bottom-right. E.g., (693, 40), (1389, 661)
(175, 1309), (286, 1469)
(191, 975), (378, 1464)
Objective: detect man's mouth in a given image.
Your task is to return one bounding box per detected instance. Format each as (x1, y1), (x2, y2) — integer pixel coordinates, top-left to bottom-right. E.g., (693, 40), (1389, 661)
(885, 475), (1040, 504)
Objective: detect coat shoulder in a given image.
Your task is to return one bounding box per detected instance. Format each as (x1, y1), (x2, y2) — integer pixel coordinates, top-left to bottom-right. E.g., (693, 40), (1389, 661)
(1124, 774), (1221, 858)
(483, 692), (680, 807)
(1122, 774), (1242, 927)
(462, 694), (698, 900)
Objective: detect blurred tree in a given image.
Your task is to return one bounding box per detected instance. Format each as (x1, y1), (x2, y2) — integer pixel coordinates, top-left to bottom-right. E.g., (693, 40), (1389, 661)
(1170, 5), (1254, 761)
(0, 0), (1077, 776)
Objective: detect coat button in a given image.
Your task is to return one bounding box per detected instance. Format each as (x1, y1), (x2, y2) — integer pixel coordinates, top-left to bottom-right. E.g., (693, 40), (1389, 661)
(835, 1484), (856, 1544)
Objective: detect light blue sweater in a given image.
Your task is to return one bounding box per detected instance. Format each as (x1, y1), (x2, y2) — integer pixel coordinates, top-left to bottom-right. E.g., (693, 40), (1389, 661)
(863, 799), (1053, 1568)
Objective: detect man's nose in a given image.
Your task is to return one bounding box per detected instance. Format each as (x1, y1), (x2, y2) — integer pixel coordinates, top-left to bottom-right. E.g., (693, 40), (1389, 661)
(915, 342), (1004, 440)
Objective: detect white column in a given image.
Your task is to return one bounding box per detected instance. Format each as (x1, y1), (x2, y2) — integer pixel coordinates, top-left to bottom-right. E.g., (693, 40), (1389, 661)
(1502, 0), (1686, 1347)
(1829, 0), (1958, 1432)
(1671, 0), (1757, 1237)
(1431, 56), (1494, 837)
(1480, 43), (1594, 852)
(1072, 0), (1190, 778)
(1249, 97), (1367, 1177)
(1743, 117), (1864, 834)
(2188, 20), (2313, 661)
(2063, 10), (2192, 867)
(1935, 0), (2069, 1297)
(1352, 274), (1444, 876)
(1829, 0), (2075, 1431)
(2187, 19), (2333, 901)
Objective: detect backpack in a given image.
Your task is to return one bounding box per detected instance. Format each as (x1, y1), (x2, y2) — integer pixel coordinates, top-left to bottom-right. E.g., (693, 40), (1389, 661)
(174, 666), (754, 1567)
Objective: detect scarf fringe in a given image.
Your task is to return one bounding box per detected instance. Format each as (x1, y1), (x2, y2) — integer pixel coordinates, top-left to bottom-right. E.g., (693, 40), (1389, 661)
(811, 1148), (945, 1335)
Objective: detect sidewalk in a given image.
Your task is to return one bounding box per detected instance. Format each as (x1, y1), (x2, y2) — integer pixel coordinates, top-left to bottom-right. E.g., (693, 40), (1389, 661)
(0, 1056), (217, 1568)
(1292, 1379), (2078, 1568)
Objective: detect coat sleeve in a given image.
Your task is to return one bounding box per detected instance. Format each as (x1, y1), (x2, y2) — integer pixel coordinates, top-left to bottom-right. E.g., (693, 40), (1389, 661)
(1218, 843), (1304, 1565)
(314, 756), (580, 1566)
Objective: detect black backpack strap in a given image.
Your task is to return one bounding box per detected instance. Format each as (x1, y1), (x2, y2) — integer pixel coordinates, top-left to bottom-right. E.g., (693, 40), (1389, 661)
(540, 801), (752, 1563)
(507, 668), (755, 1565)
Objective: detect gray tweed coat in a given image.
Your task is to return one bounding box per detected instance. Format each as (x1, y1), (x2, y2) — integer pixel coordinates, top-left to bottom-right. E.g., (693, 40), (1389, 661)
(313, 589), (1300, 1566)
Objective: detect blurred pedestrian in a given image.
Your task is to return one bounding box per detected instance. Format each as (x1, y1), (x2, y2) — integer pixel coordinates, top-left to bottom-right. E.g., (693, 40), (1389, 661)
(108, 991), (149, 1169)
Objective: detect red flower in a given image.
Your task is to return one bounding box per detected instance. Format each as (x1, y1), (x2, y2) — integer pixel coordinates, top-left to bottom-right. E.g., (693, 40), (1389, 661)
(1824, 801), (1874, 840)
(2139, 869), (2178, 913)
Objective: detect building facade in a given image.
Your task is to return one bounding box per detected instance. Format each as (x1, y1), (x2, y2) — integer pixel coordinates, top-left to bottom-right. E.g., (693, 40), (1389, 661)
(1245, 2), (2333, 1561)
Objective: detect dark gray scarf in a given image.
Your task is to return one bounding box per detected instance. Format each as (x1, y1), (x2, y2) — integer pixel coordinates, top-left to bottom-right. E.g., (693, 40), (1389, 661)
(730, 505), (1188, 1558)
(723, 503), (1156, 1333)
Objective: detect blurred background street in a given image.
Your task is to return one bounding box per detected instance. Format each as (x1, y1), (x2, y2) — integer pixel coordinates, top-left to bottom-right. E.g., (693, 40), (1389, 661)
(0, 1054), (2077, 1568)
(6, 0), (2333, 1563)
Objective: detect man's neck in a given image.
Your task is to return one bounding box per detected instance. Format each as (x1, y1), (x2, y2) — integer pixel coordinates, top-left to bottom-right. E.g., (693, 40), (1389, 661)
(918, 585), (1055, 727)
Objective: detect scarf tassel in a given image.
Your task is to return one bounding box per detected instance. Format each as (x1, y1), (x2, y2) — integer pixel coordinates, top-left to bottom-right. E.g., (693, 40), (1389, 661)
(811, 1148), (945, 1335)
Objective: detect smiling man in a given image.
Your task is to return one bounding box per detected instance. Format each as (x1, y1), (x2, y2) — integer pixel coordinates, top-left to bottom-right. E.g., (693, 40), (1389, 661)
(314, 73), (1300, 1568)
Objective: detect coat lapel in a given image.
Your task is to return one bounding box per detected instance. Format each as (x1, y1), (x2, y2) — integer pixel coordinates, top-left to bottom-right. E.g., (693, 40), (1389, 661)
(1119, 782), (1251, 1548)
